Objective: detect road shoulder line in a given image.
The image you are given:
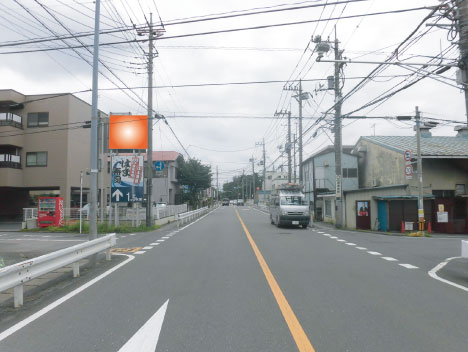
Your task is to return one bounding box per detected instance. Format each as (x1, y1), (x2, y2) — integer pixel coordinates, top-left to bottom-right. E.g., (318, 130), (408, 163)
(0, 253), (135, 343)
(428, 256), (468, 292)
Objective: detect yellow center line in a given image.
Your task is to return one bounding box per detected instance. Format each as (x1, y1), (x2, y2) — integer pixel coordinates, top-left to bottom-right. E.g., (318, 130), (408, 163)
(235, 208), (315, 352)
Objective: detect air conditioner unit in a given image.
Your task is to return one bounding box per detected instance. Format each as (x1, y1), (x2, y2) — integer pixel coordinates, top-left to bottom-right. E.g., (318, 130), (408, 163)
(324, 161), (329, 167)
(372, 178), (378, 187)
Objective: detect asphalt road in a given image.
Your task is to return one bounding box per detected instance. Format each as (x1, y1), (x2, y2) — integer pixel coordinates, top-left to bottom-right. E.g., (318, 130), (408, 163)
(0, 206), (467, 352)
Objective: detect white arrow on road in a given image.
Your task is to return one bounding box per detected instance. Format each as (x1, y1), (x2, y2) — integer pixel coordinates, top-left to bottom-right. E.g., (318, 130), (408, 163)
(112, 189), (123, 201)
(118, 299), (169, 352)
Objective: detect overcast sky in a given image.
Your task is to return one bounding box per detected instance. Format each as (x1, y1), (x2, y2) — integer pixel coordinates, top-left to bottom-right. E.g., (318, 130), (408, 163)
(0, 0), (464, 185)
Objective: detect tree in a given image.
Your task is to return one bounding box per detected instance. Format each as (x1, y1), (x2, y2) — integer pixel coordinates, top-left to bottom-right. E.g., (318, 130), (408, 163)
(177, 158), (212, 207)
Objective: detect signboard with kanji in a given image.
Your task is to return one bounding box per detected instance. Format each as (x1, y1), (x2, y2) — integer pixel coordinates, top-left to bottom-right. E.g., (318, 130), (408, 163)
(111, 155), (144, 203)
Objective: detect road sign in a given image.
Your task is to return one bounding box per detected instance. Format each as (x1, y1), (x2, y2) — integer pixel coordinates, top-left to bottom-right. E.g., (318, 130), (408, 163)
(404, 150), (412, 162)
(154, 161), (165, 171)
(335, 175), (342, 199)
(405, 164), (413, 179)
(111, 155), (144, 203)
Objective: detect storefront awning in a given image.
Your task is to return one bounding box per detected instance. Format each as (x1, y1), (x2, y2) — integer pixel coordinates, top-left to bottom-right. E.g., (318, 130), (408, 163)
(373, 195), (435, 201)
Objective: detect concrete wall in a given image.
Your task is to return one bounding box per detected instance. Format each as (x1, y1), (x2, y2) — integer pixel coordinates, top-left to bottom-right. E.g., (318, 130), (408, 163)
(344, 186), (408, 230)
(356, 140), (406, 188)
(418, 159), (468, 194)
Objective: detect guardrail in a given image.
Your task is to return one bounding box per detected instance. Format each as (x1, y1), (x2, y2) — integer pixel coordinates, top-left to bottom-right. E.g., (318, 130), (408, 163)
(176, 206), (210, 228)
(0, 234), (116, 308)
(462, 240), (468, 258)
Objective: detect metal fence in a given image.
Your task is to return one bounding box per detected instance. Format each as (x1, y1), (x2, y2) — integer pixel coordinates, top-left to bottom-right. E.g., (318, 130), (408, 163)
(23, 204), (189, 224)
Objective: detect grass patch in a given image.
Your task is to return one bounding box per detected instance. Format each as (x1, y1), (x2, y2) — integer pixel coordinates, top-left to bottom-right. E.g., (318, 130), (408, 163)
(23, 222), (160, 234)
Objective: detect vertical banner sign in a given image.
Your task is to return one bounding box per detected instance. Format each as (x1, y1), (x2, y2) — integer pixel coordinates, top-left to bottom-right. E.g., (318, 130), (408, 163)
(336, 175), (342, 199)
(111, 155), (144, 202)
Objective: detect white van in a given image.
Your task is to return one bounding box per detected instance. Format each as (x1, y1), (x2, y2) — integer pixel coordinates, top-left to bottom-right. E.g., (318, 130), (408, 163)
(269, 186), (310, 228)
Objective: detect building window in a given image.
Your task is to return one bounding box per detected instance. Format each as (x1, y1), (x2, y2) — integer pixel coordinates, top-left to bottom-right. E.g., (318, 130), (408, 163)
(26, 152), (47, 167)
(343, 168), (357, 178)
(455, 184), (466, 195)
(433, 190), (455, 198)
(324, 199), (332, 216)
(27, 112), (49, 127)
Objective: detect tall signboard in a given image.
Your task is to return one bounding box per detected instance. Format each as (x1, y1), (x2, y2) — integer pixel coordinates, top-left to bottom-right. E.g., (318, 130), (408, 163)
(111, 155), (144, 202)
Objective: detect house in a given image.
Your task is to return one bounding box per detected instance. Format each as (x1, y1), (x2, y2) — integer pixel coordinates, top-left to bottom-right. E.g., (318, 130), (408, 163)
(147, 151), (183, 205)
(345, 126), (468, 233)
(0, 89), (108, 220)
(301, 145), (359, 221)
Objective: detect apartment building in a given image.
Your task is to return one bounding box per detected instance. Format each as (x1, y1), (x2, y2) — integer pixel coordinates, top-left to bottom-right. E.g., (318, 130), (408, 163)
(0, 89), (104, 220)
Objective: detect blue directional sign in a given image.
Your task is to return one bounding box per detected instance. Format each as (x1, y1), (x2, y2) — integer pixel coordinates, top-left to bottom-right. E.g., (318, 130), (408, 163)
(154, 161), (165, 171)
(111, 155), (144, 203)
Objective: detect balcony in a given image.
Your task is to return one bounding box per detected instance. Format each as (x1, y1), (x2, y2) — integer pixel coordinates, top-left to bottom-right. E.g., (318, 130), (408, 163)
(0, 154), (21, 169)
(0, 113), (22, 129)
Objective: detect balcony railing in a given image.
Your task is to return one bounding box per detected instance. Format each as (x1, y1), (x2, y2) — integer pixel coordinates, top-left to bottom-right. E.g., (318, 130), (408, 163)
(0, 154), (21, 168)
(0, 113), (22, 129)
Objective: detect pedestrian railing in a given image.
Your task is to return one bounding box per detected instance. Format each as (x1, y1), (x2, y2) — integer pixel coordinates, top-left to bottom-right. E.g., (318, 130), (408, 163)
(0, 234), (116, 308)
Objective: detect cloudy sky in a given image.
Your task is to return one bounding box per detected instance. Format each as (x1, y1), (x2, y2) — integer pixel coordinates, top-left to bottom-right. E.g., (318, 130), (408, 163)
(0, 0), (464, 185)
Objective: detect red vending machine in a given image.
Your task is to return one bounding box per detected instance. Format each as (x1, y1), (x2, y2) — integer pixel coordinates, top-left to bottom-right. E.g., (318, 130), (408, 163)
(37, 197), (64, 228)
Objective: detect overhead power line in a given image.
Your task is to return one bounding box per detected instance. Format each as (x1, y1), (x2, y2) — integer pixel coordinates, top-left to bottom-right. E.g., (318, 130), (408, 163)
(0, 6), (431, 55)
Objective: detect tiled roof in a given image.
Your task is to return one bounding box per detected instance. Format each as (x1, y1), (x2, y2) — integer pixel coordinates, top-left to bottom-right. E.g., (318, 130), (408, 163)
(360, 136), (468, 157)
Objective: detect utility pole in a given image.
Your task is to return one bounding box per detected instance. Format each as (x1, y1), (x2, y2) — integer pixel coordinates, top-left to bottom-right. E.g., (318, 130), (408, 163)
(284, 82), (309, 184)
(250, 157), (255, 200)
(262, 138), (266, 191)
(274, 110), (292, 182)
(293, 130), (297, 183)
(298, 79), (303, 183)
(314, 28), (344, 228)
(145, 14), (155, 226)
(457, 0), (468, 122)
(334, 28), (345, 228)
(89, 0), (101, 242)
(216, 165), (219, 202)
(415, 106), (425, 235)
(242, 170), (245, 200)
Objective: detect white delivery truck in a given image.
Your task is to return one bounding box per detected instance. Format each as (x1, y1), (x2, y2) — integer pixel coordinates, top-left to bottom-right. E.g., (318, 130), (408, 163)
(269, 184), (310, 228)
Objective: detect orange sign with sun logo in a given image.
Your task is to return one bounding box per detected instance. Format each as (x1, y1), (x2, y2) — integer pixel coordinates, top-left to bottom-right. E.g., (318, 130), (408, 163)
(109, 115), (148, 149)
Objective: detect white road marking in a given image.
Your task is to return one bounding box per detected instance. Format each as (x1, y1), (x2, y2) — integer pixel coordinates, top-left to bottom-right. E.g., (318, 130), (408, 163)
(118, 300), (169, 352)
(330, 236), (338, 239)
(322, 234), (331, 236)
(157, 240), (164, 242)
(399, 263), (418, 269)
(162, 237), (169, 239)
(356, 247), (367, 250)
(149, 243), (159, 246)
(130, 234), (136, 236)
(428, 257), (468, 292)
(382, 257), (398, 261)
(367, 251), (382, 255)
(345, 243), (356, 246)
(317, 231), (324, 234)
(42, 235), (51, 238)
(337, 239), (346, 242)
(142, 246), (153, 250)
(0, 253), (134, 343)
(134, 251), (146, 254)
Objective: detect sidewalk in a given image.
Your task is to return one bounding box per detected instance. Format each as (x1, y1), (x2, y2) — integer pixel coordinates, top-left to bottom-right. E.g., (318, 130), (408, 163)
(311, 221), (468, 238)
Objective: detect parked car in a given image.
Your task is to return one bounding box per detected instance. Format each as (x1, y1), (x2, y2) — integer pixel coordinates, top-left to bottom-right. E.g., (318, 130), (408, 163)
(222, 198), (230, 206)
(236, 199), (244, 206)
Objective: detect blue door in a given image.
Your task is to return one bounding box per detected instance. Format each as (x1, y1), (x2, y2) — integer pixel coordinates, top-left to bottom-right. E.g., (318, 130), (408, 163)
(377, 200), (388, 231)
